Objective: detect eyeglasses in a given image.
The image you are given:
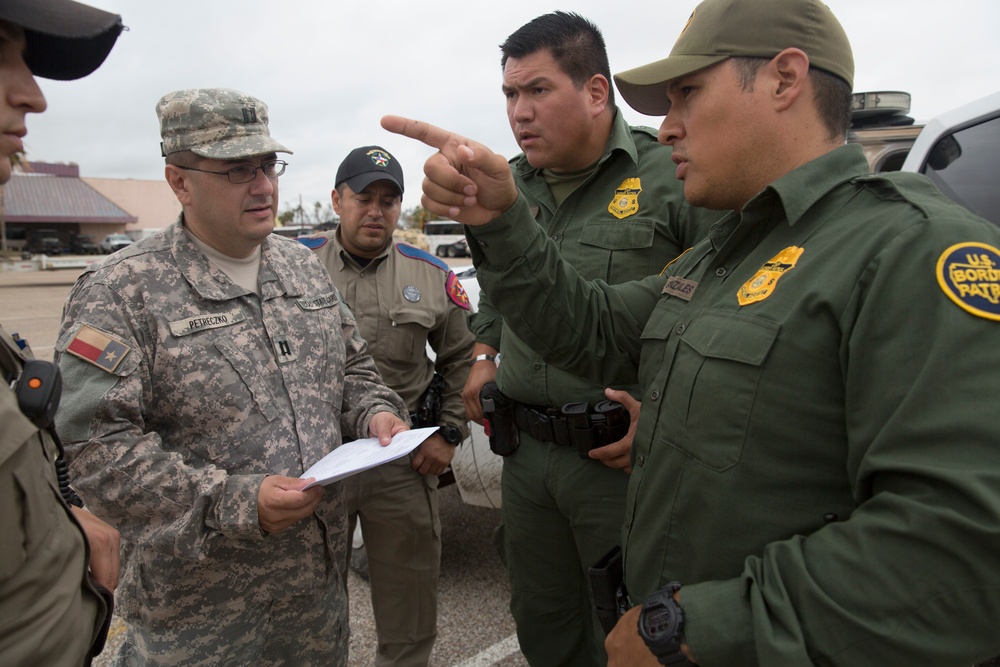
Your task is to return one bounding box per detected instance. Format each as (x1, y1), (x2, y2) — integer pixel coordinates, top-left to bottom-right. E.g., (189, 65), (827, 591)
(176, 159), (288, 184)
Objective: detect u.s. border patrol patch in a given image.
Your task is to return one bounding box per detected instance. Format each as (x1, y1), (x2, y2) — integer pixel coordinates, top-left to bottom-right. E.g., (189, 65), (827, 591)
(608, 178), (641, 220)
(737, 246), (804, 306)
(936, 242), (1000, 320)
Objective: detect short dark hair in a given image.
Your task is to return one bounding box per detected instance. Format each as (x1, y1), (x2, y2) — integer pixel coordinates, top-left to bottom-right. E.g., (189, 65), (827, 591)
(500, 11), (615, 107)
(731, 57), (852, 141)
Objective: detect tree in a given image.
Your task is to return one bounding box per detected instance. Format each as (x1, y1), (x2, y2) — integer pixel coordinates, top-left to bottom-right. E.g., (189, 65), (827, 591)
(403, 205), (441, 231)
(277, 198), (335, 229)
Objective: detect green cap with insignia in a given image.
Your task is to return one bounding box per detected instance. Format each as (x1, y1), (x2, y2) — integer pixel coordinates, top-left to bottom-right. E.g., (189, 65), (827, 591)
(614, 0), (854, 116)
(156, 88), (292, 159)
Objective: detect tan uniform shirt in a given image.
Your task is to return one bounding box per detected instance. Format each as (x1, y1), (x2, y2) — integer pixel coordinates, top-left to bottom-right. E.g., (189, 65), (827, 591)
(304, 230), (474, 435)
(0, 325), (107, 666)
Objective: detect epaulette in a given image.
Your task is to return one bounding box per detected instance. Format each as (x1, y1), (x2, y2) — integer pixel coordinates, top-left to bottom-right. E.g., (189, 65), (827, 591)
(396, 243), (449, 272)
(297, 236), (329, 250)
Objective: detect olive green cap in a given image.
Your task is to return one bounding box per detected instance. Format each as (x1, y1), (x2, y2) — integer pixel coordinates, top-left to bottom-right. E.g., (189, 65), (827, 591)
(156, 88), (292, 159)
(614, 0), (854, 116)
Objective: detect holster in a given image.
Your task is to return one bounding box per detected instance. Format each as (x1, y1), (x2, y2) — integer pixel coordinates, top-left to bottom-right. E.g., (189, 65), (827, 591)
(588, 545), (630, 635)
(480, 381), (519, 456)
(413, 372), (445, 428)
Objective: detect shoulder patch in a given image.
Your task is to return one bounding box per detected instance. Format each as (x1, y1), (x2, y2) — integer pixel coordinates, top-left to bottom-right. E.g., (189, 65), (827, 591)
(447, 272), (471, 310)
(297, 236), (329, 250)
(396, 242), (449, 271)
(936, 242), (1000, 321)
(66, 324), (131, 373)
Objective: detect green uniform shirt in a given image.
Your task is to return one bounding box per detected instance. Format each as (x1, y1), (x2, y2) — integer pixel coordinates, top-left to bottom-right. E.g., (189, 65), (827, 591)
(471, 109), (715, 406)
(470, 144), (1000, 665)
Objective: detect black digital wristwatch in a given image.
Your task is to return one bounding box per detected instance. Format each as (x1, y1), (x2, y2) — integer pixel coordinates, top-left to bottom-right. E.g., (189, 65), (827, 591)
(438, 424), (463, 446)
(637, 581), (689, 665)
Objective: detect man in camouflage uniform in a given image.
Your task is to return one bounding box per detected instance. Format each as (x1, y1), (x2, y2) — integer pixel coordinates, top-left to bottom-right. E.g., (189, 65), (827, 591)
(1, 1), (123, 664)
(300, 146), (475, 666)
(54, 88), (410, 666)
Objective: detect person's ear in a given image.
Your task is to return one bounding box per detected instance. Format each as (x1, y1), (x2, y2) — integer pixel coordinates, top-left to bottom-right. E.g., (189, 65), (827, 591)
(769, 48), (809, 111)
(587, 74), (610, 118)
(164, 165), (193, 206)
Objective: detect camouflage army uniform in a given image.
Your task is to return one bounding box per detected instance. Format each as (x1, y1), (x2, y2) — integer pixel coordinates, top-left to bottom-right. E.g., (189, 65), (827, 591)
(303, 229), (475, 666)
(54, 220), (408, 666)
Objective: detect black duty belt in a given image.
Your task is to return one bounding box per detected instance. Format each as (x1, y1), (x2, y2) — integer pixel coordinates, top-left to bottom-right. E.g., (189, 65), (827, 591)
(511, 399), (629, 453)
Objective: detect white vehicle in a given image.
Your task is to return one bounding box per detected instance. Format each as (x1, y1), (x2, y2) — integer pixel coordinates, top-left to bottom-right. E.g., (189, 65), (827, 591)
(99, 233), (133, 254)
(900, 90), (1000, 226)
(447, 266), (502, 509)
(423, 220), (466, 259)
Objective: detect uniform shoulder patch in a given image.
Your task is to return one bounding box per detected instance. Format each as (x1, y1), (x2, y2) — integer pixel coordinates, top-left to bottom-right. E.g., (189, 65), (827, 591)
(447, 272), (471, 310)
(936, 242), (1000, 321)
(66, 324), (131, 373)
(396, 243), (449, 271)
(296, 236), (329, 250)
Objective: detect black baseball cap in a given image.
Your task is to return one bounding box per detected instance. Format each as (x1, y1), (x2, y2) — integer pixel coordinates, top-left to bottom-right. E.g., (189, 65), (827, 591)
(336, 146), (404, 195)
(0, 0), (124, 81)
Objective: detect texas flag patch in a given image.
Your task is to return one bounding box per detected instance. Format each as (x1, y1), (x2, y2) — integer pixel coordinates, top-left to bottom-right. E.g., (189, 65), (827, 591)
(66, 324), (131, 373)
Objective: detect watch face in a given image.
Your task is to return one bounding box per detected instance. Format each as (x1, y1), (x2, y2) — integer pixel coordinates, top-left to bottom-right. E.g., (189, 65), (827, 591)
(440, 426), (462, 444)
(643, 606), (676, 638)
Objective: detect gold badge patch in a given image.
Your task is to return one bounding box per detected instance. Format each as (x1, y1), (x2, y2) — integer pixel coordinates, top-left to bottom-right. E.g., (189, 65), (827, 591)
(936, 242), (1000, 321)
(737, 246), (804, 306)
(608, 178), (642, 220)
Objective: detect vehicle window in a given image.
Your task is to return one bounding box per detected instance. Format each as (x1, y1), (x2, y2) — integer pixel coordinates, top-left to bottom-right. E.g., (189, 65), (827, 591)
(921, 114), (1000, 227)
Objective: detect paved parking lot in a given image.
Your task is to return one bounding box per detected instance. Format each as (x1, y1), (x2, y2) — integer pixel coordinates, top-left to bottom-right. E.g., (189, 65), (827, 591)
(1, 259), (528, 666)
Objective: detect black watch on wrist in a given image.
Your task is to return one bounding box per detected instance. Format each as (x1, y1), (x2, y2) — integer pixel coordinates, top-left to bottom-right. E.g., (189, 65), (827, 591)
(637, 582), (689, 665)
(438, 424), (462, 446)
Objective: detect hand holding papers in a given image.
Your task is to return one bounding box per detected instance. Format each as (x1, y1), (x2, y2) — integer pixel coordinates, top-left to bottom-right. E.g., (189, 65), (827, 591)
(300, 427), (438, 489)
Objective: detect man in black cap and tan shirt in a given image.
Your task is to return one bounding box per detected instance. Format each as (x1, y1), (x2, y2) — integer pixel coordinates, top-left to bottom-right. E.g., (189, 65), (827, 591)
(382, 0), (1000, 664)
(300, 146), (475, 666)
(0, 0), (123, 664)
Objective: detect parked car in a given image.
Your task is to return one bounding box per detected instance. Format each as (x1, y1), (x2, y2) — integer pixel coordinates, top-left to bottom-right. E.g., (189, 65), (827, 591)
(900, 90), (1000, 227)
(99, 233), (134, 254)
(25, 229), (63, 256)
(69, 233), (100, 255)
(434, 238), (468, 258)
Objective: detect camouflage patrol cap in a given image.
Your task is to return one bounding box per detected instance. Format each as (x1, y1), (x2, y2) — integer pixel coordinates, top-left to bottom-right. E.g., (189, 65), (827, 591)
(156, 88), (292, 159)
(614, 0), (854, 116)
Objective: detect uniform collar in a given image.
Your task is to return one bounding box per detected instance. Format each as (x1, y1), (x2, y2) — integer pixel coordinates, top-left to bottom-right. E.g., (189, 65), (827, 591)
(749, 143), (870, 226)
(167, 217), (305, 300)
(331, 227), (392, 270)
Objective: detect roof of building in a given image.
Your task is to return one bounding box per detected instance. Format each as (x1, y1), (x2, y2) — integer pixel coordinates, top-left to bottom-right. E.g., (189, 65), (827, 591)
(3, 167), (138, 225)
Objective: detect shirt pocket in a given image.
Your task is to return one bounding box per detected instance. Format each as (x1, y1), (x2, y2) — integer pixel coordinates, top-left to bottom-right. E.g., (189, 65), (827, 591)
(663, 310), (779, 471)
(383, 305), (435, 365)
(166, 334), (280, 463)
(577, 218), (657, 282)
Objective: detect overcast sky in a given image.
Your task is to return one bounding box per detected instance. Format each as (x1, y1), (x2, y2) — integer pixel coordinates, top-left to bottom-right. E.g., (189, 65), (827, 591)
(24, 0), (1000, 216)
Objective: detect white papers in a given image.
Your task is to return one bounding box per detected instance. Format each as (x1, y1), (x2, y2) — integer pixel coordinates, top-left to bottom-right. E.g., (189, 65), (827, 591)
(300, 427), (438, 489)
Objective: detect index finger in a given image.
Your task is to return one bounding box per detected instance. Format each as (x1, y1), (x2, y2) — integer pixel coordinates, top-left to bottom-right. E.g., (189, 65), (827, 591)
(381, 115), (457, 151)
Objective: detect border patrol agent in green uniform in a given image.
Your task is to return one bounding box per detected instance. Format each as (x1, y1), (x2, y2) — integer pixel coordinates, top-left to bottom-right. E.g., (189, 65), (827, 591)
(383, 0), (1000, 664)
(0, 1), (123, 664)
(462, 13), (716, 666)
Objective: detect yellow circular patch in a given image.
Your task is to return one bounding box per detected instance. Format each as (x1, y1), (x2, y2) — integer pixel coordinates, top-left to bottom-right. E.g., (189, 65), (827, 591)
(936, 242), (1000, 321)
